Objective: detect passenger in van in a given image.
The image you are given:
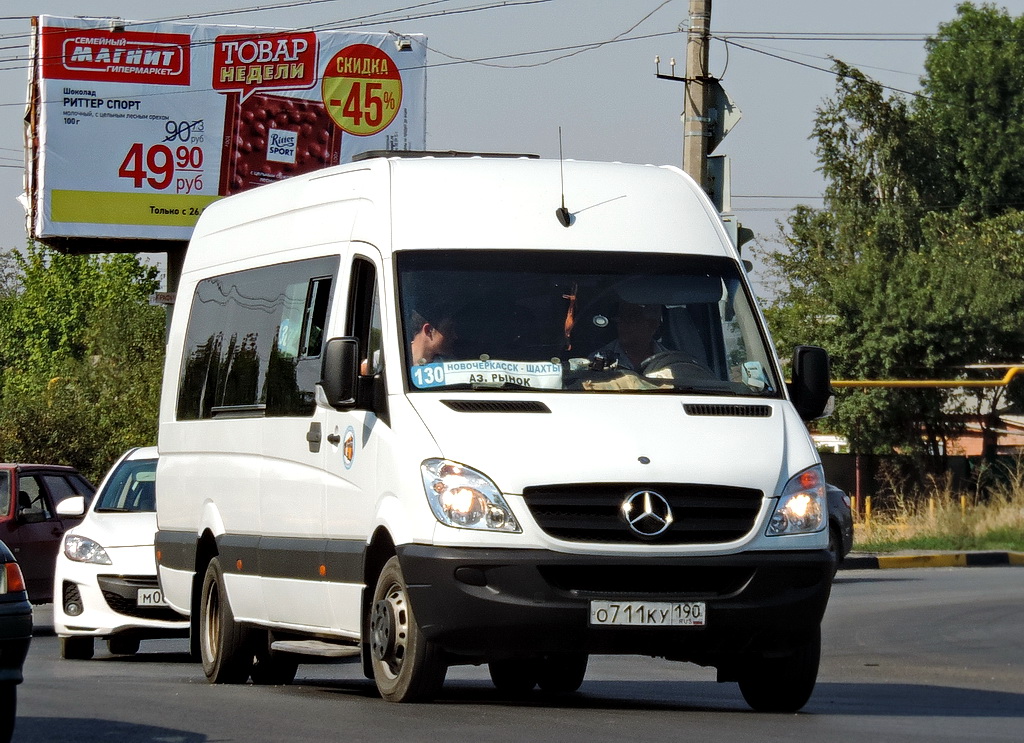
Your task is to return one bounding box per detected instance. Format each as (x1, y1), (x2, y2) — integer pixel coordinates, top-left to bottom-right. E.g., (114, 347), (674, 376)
(590, 301), (667, 372)
(408, 308), (458, 366)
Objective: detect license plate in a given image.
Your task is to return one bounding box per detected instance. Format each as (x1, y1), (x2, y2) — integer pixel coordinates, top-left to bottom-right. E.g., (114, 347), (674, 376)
(137, 588), (166, 607)
(589, 600), (706, 627)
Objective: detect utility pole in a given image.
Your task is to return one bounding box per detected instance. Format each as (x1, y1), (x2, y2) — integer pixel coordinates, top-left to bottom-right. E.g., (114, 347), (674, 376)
(682, 0), (712, 192)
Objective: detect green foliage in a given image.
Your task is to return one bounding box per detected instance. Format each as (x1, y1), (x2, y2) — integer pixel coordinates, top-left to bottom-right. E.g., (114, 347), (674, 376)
(762, 2), (1024, 457)
(918, 2), (1024, 217)
(0, 243), (164, 480)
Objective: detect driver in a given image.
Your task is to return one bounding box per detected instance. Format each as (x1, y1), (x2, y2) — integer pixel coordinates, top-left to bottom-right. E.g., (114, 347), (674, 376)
(408, 306), (458, 366)
(589, 301), (666, 371)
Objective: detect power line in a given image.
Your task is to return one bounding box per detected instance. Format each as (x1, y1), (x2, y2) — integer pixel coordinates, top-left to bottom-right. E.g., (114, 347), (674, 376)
(0, 0), (552, 57)
(718, 37), (929, 100)
(420, 0), (673, 68)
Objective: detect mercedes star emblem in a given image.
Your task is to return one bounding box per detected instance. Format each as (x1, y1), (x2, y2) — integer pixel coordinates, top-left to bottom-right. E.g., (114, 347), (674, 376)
(621, 490), (674, 537)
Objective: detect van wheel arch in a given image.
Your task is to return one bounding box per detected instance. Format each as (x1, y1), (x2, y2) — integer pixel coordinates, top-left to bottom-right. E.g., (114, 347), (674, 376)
(361, 528), (397, 679)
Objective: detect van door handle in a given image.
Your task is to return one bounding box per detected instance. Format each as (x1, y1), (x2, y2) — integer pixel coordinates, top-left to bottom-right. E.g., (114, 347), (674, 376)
(327, 433), (341, 445)
(306, 422), (322, 453)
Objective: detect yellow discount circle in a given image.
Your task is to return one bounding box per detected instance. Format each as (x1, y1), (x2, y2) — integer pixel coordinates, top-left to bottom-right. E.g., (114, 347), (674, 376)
(322, 44), (403, 136)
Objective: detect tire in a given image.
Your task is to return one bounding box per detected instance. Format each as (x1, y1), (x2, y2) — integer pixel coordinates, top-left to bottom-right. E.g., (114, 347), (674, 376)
(827, 526), (842, 578)
(60, 635), (95, 660)
(200, 557), (254, 684)
(488, 658), (539, 695)
(536, 653), (588, 694)
(107, 636), (141, 656)
(369, 556), (447, 702)
(250, 632), (299, 686)
(737, 627), (821, 713)
(0, 682), (15, 743)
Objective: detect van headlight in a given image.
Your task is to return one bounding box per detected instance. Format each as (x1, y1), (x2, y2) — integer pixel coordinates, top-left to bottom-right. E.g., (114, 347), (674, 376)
(421, 459), (521, 532)
(64, 534), (113, 565)
(767, 465), (827, 536)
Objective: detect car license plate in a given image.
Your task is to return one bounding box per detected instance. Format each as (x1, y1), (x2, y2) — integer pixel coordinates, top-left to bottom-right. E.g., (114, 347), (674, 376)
(137, 588), (166, 607)
(589, 600), (706, 627)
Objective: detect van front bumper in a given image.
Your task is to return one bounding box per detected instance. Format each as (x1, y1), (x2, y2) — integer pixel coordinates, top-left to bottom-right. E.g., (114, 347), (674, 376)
(396, 544), (833, 665)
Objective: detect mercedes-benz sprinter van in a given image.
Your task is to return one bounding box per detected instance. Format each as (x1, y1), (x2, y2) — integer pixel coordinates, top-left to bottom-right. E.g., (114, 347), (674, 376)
(155, 153), (834, 711)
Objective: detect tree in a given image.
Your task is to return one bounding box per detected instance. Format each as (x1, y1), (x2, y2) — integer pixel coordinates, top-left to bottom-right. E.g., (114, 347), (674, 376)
(761, 3), (1024, 458)
(916, 2), (1024, 217)
(0, 243), (164, 480)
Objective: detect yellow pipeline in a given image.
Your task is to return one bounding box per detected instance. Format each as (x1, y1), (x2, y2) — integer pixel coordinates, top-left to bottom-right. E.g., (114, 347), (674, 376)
(832, 365), (1024, 389)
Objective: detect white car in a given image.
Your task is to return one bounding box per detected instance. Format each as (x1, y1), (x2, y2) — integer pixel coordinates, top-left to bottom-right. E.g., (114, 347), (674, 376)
(53, 447), (187, 659)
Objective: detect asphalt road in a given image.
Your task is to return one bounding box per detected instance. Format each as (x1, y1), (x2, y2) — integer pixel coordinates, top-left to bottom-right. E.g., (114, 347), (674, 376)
(12, 567), (1024, 742)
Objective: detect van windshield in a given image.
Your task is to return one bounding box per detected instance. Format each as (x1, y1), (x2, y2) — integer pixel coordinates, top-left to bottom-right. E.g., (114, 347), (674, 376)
(397, 250), (780, 396)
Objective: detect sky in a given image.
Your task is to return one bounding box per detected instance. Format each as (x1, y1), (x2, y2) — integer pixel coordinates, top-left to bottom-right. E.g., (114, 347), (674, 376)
(3, 0), (1024, 293)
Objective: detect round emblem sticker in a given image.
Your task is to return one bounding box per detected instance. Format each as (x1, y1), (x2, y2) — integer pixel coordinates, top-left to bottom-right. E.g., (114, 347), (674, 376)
(342, 426), (356, 469)
(322, 44), (403, 136)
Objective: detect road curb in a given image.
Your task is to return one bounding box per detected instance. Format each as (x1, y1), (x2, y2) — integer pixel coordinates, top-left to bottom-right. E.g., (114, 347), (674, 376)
(842, 551), (1024, 570)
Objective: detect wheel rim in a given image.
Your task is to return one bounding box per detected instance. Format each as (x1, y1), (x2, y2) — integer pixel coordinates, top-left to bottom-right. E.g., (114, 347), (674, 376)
(202, 578), (220, 666)
(370, 582), (409, 679)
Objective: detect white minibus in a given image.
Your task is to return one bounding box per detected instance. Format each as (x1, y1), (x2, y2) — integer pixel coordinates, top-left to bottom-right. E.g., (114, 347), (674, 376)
(156, 153), (834, 710)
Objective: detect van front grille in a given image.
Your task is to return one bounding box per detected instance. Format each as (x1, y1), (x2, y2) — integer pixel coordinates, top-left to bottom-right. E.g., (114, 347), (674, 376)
(442, 400), (550, 413)
(683, 404), (773, 417)
(522, 483), (763, 545)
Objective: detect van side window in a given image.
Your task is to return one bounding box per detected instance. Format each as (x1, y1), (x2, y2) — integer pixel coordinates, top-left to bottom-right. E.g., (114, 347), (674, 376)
(177, 256), (338, 420)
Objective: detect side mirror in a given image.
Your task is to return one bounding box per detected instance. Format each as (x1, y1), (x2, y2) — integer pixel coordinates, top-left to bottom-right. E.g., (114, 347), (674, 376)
(788, 345), (833, 421)
(319, 337), (359, 408)
(56, 495), (86, 518)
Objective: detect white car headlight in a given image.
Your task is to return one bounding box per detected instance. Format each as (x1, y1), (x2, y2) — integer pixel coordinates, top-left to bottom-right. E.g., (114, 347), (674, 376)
(421, 459), (521, 532)
(64, 534), (113, 565)
(767, 465), (827, 536)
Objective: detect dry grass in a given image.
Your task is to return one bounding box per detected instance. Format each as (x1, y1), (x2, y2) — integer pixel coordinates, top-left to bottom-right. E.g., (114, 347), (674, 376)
(854, 459), (1024, 552)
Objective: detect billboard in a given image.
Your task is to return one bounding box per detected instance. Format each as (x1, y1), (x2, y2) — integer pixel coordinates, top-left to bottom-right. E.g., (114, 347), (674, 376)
(26, 16), (427, 244)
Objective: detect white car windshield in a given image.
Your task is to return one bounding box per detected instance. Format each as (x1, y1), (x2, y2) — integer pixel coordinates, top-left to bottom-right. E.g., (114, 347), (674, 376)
(397, 250), (780, 396)
(93, 458), (158, 513)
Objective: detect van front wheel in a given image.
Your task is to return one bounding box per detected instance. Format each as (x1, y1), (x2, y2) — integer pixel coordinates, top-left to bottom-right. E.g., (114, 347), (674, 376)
(737, 627), (820, 712)
(200, 557), (254, 684)
(369, 556), (447, 702)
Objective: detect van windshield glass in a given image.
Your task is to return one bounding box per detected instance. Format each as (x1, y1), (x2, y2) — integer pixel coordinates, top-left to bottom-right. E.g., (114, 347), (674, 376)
(397, 250), (780, 396)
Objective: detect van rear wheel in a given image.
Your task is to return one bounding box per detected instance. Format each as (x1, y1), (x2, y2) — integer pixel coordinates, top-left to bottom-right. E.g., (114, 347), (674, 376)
(537, 653), (588, 693)
(60, 636), (94, 660)
(369, 556), (447, 702)
(251, 632), (299, 685)
(488, 658), (538, 694)
(200, 557), (254, 684)
(107, 636), (141, 656)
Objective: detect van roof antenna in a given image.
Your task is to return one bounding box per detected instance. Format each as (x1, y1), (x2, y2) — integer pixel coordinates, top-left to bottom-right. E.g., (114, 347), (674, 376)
(555, 127), (573, 228)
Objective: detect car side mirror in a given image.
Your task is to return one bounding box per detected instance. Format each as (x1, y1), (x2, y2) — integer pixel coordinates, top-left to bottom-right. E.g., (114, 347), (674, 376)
(319, 337), (359, 408)
(788, 345), (833, 421)
(56, 495), (86, 518)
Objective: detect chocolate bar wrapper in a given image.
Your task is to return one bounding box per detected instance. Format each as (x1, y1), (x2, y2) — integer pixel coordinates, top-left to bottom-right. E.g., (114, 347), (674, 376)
(219, 91), (342, 196)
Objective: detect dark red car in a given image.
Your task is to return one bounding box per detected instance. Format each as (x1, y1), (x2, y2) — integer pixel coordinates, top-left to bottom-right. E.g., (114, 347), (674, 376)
(0, 464), (95, 603)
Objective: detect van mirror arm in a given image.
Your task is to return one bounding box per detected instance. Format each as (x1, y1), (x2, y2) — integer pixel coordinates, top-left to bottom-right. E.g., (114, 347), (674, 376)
(787, 345), (833, 421)
(319, 337), (360, 408)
